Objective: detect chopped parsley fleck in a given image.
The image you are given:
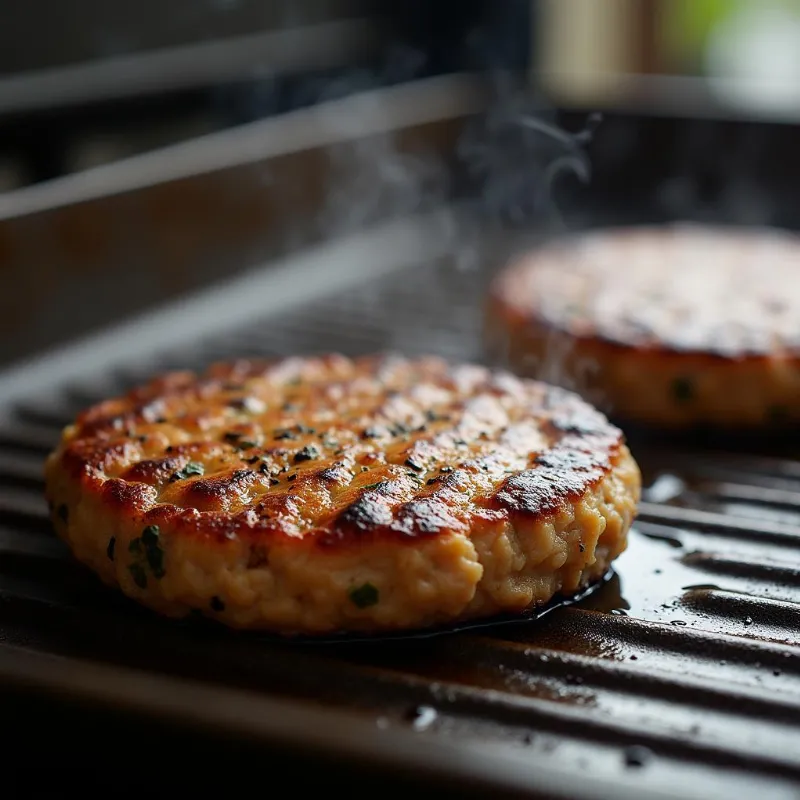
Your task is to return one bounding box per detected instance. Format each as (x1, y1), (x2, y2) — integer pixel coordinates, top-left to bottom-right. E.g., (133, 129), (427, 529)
(142, 525), (160, 547)
(269, 478), (280, 486)
(146, 545), (165, 579)
(128, 526), (166, 580)
(223, 431), (242, 443)
(244, 456), (261, 464)
(362, 427), (381, 440)
(426, 478), (438, 485)
(170, 461), (205, 482)
(274, 429), (298, 440)
(129, 563), (147, 589)
(57, 504), (68, 523)
(258, 463), (272, 475)
(453, 438), (468, 447)
(107, 536), (116, 561)
(361, 466), (369, 472)
(671, 377), (694, 403)
(296, 424), (316, 435)
(210, 596), (225, 612)
(322, 437), (339, 449)
(288, 473), (297, 482)
(425, 410), (445, 422)
(363, 481), (385, 490)
(349, 582), (379, 609)
(404, 457), (423, 472)
(294, 445), (320, 463)
(238, 440), (259, 450)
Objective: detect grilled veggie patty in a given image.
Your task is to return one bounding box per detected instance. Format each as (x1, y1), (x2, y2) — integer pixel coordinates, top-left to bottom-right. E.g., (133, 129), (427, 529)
(44, 354), (640, 635)
(486, 225), (800, 429)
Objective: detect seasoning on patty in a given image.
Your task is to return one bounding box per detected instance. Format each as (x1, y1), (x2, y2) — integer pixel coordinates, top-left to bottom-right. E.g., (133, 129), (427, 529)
(45, 354), (640, 636)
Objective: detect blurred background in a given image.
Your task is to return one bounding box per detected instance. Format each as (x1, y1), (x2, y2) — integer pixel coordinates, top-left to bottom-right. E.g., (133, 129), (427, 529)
(2, 0), (800, 369)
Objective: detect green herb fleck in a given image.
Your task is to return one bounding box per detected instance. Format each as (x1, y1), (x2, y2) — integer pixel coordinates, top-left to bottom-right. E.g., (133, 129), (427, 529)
(294, 445), (320, 463)
(238, 440), (259, 450)
(146, 546), (165, 579)
(671, 377), (694, 403)
(405, 457), (423, 472)
(362, 427), (381, 440)
(210, 596), (225, 612)
(107, 536), (116, 561)
(349, 582), (379, 609)
(274, 429), (298, 441)
(142, 525), (160, 547)
(288, 473), (297, 482)
(138, 525), (166, 579)
(129, 563), (148, 589)
(223, 431), (242, 444)
(57, 504), (68, 523)
(170, 461), (205, 482)
(269, 478), (280, 486)
(363, 481), (385, 490)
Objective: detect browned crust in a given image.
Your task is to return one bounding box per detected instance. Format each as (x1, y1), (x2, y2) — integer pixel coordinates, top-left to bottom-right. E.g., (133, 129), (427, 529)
(46, 354), (626, 548)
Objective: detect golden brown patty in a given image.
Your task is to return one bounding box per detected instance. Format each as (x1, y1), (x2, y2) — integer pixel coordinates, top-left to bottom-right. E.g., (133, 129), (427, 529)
(486, 224), (800, 429)
(44, 354), (640, 635)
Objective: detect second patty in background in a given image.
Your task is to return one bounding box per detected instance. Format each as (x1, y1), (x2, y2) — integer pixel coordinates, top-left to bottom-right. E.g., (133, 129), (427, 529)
(486, 224), (800, 430)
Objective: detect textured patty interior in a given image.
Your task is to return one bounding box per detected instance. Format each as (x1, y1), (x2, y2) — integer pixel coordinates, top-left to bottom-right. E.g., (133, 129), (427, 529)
(53, 354), (625, 544)
(496, 225), (800, 356)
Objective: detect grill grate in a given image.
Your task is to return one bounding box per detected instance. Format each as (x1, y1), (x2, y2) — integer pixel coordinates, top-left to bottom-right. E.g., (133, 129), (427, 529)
(1, 237), (800, 798)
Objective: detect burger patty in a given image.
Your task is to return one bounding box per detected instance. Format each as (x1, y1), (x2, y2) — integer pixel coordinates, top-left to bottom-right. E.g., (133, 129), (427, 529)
(44, 354), (640, 636)
(486, 224), (800, 429)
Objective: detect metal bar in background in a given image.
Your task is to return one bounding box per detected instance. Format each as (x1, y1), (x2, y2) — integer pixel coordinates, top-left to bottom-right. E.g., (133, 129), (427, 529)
(0, 19), (385, 116)
(0, 74), (489, 370)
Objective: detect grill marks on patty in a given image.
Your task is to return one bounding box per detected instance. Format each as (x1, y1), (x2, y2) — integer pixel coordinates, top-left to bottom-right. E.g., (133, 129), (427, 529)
(57, 355), (623, 543)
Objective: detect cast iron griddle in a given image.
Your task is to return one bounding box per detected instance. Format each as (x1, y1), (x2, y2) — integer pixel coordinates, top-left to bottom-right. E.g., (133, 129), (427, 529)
(0, 213), (798, 799)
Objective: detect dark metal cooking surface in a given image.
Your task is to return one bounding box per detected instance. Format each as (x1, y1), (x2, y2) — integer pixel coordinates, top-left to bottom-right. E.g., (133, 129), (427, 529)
(1, 213), (800, 798)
